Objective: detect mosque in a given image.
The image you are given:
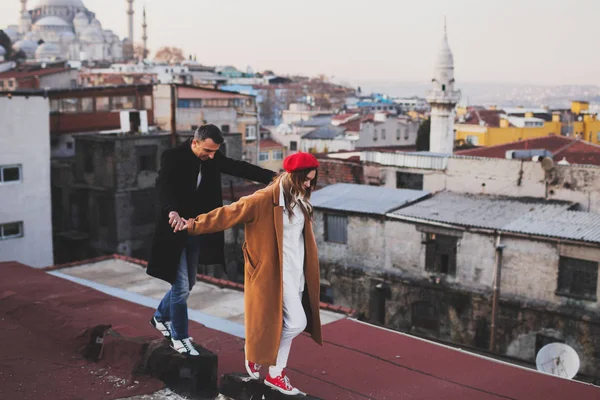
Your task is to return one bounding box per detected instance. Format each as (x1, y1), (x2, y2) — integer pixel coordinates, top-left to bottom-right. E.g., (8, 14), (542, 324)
(1, 0), (138, 62)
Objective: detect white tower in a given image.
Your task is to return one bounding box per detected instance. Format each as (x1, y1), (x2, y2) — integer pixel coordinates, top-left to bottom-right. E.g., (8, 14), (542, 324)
(426, 18), (461, 154)
(19, 0), (31, 35)
(142, 6), (148, 60)
(127, 0), (134, 43)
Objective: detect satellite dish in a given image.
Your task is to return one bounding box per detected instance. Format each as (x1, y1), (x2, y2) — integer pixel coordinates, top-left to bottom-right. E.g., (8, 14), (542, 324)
(536, 343), (580, 379)
(541, 157), (555, 172)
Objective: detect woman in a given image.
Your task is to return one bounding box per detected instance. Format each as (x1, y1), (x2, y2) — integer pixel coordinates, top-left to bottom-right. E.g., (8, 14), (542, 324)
(181, 152), (323, 395)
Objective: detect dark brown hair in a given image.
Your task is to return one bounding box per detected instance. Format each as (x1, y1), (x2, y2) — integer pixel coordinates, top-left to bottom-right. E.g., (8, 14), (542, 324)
(281, 168), (318, 221)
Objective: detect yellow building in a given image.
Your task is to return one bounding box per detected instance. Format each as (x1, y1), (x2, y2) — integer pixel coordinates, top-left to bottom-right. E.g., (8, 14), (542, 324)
(454, 102), (600, 147)
(455, 108), (560, 147)
(572, 114), (600, 145)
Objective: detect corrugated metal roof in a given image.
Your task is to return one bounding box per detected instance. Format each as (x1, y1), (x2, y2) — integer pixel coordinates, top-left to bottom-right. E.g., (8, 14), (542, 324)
(390, 192), (572, 230)
(312, 184), (430, 215)
(361, 151), (449, 170)
(303, 125), (346, 140)
(390, 192), (600, 243)
(503, 210), (600, 243)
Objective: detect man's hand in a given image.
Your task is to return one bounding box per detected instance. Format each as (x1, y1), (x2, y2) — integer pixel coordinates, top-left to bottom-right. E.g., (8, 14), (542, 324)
(168, 211), (187, 233)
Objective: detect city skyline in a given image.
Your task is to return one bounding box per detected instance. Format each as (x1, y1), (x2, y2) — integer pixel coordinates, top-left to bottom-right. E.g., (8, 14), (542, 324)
(1, 0), (599, 86)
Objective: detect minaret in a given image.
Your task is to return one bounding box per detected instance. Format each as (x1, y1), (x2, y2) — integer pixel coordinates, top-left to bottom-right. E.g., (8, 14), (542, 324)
(127, 0), (134, 43)
(142, 6), (148, 60)
(426, 18), (461, 154)
(19, 0), (31, 35)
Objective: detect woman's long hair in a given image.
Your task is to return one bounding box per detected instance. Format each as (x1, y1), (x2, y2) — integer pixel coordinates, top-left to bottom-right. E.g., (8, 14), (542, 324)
(280, 168), (318, 221)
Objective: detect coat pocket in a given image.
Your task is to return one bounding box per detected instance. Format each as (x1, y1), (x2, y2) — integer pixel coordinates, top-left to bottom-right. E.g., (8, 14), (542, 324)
(242, 242), (262, 279)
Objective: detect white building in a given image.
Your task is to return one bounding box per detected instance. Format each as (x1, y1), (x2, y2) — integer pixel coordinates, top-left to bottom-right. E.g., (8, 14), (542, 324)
(356, 112), (420, 149)
(0, 94), (53, 267)
(426, 20), (461, 154)
(5, 0), (133, 62)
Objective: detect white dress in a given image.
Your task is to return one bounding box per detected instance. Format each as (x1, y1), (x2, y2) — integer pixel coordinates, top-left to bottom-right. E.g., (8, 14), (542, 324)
(279, 181), (306, 295)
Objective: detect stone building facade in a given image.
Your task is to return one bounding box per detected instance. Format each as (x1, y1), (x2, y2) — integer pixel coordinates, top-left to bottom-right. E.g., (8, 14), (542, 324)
(311, 184), (600, 382)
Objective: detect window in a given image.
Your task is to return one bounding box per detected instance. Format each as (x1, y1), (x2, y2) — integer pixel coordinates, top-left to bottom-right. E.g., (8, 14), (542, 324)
(221, 125), (230, 134)
(112, 96), (136, 110)
(404, 129), (409, 140)
(557, 256), (598, 300)
(259, 151), (269, 162)
(381, 129), (386, 140)
(411, 301), (439, 333)
(246, 125), (257, 139)
(137, 145), (158, 172)
(325, 214), (348, 244)
(84, 148), (94, 173)
(96, 197), (112, 228)
(396, 171), (424, 190)
(442, 84), (446, 91)
(273, 150), (284, 160)
(424, 233), (457, 276)
(81, 97), (94, 113)
(466, 135), (479, 145)
(289, 141), (297, 151)
(96, 97), (110, 111)
(66, 142), (73, 150)
(50, 99), (60, 112)
(373, 129), (378, 141)
(0, 222), (23, 240)
(0, 165), (22, 183)
(396, 128), (401, 140)
(177, 99), (190, 108)
(60, 98), (80, 113)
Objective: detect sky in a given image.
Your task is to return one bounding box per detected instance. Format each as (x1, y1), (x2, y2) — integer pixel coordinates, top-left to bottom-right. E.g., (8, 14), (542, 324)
(1, 0), (599, 86)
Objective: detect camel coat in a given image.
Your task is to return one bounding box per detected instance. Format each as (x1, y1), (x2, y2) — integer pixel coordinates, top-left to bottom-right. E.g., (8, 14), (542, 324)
(187, 179), (323, 365)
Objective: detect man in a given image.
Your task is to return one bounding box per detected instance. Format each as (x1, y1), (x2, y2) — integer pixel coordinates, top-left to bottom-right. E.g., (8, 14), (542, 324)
(147, 124), (275, 355)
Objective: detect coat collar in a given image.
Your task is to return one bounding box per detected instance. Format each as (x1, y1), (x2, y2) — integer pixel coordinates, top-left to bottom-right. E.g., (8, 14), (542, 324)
(271, 176), (283, 206)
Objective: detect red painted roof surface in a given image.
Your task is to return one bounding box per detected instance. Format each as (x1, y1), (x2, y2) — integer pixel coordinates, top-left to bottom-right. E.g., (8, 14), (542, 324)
(0, 66), (71, 80)
(2, 261), (598, 400)
(259, 139), (284, 149)
(456, 136), (600, 166)
(332, 113), (359, 121)
(340, 118), (361, 132)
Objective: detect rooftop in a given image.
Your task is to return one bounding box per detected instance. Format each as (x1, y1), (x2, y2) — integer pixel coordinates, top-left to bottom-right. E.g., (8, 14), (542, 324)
(456, 135), (600, 166)
(390, 191), (600, 244)
(312, 183), (431, 215)
(0, 66), (72, 80)
(258, 139), (284, 149)
(2, 259), (598, 399)
(302, 124), (346, 140)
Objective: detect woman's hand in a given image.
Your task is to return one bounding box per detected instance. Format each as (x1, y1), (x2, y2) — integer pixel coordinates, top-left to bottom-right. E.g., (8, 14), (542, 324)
(168, 211), (187, 233)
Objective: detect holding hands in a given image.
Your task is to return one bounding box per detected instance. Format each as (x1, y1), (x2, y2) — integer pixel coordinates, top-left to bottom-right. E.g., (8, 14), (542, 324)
(168, 211), (190, 233)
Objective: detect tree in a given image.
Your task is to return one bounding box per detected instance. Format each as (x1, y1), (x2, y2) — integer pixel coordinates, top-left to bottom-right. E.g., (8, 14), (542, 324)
(134, 43), (150, 61)
(416, 118), (431, 151)
(153, 46), (185, 64)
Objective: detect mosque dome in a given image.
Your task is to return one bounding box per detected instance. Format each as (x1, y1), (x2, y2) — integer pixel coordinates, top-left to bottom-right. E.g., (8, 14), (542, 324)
(33, 0), (86, 7)
(35, 41), (61, 60)
(13, 39), (39, 58)
(34, 16), (70, 28)
(3, 26), (19, 42)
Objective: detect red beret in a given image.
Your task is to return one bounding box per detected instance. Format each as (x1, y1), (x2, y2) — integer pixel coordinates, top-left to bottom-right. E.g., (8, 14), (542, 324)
(283, 152), (320, 173)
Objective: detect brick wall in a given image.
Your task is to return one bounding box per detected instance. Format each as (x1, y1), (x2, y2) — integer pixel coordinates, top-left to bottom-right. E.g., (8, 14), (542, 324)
(317, 158), (365, 186)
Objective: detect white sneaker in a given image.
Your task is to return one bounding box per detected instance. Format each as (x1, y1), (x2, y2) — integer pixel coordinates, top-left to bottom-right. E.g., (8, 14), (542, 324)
(170, 337), (199, 356)
(150, 317), (172, 338)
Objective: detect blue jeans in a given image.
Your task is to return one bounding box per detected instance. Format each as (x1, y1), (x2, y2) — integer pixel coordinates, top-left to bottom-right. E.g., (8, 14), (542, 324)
(154, 236), (201, 340)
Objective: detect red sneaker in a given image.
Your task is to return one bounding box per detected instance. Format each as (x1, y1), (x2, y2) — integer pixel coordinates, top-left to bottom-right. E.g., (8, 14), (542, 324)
(265, 370), (300, 396)
(245, 359), (261, 380)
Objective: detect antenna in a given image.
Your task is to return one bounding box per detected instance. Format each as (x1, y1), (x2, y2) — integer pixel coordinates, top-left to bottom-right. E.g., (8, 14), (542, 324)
(536, 343), (580, 379)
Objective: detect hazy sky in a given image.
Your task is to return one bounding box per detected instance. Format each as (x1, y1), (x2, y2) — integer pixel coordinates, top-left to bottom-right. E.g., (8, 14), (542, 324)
(1, 0), (599, 86)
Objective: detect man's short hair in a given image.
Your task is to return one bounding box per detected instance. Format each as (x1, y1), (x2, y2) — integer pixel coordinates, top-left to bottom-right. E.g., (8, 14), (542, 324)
(194, 124), (224, 145)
